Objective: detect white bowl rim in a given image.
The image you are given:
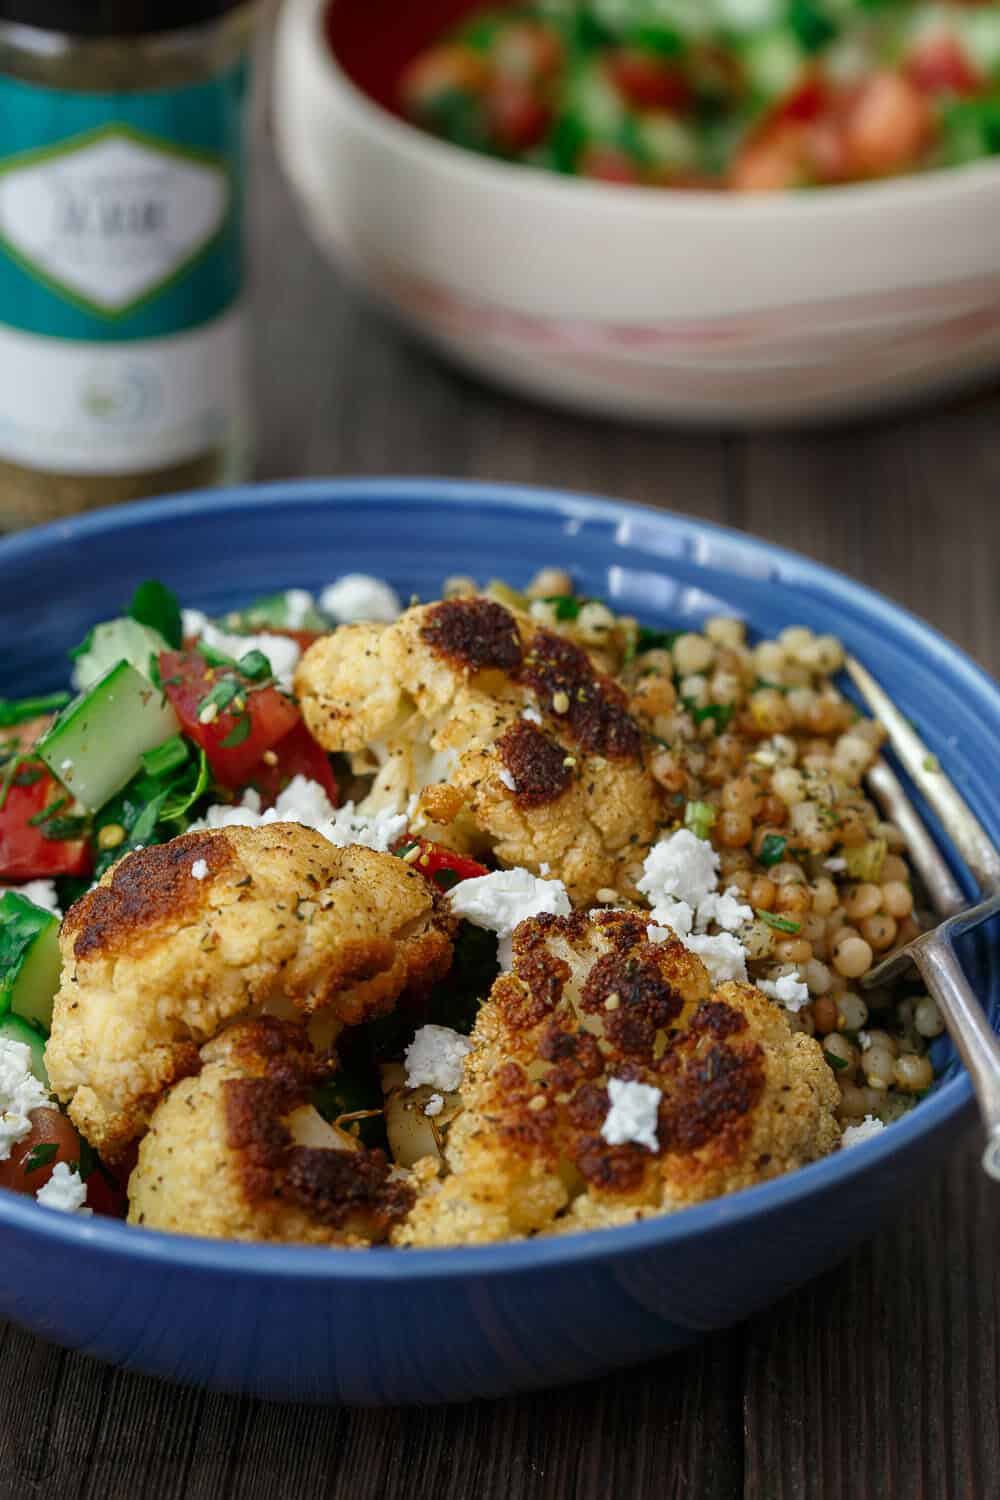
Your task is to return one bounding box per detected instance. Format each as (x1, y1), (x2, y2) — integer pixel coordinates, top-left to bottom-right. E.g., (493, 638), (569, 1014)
(299, 0), (1000, 220)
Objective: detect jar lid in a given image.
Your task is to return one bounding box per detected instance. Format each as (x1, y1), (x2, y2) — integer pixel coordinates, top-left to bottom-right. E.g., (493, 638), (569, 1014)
(0, 1), (246, 35)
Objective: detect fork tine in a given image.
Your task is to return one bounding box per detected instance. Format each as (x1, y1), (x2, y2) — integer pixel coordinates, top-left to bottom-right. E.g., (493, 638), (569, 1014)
(866, 758), (967, 918)
(846, 656), (1000, 896)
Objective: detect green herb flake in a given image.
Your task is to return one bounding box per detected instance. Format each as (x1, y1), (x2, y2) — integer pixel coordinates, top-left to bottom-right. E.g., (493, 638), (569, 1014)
(197, 676), (242, 717)
(692, 702), (733, 731)
(23, 1142), (59, 1174)
(41, 815), (89, 843)
(236, 649), (272, 682)
(636, 626), (681, 655)
(756, 909), (802, 935)
(543, 595), (584, 622)
(218, 715), (252, 749)
(758, 834), (788, 867)
(823, 1050), (850, 1073)
(28, 796), (68, 828)
(431, 867), (461, 892)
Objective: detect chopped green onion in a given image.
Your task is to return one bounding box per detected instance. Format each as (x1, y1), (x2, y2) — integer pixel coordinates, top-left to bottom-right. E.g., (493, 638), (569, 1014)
(141, 735), (190, 779)
(0, 692), (70, 727)
(218, 715), (252, 749)
(755, 909), (801, 935)
(758, 834), (788, 867)
(684, 800), (717, 841)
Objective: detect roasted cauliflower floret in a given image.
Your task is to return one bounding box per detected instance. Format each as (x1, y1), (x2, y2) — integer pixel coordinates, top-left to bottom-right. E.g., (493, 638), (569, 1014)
(128, 1018), (413, 1245)
(46, 824), (454, 1160)
(396, 910), (840, 1247)
(295, 597), (667, 903)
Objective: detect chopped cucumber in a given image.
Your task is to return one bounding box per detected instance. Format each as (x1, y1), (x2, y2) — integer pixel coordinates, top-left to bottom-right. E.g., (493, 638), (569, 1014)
(37, 660), (181, 812)
(0, 891), (61, 1033)
(0, 1013), (49, 1086)
(71, 617), (169, 692)
(228, 590), (328, 634)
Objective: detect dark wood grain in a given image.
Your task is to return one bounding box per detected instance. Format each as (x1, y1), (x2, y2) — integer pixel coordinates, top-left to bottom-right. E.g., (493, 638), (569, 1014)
(1, 47), (997, 1500)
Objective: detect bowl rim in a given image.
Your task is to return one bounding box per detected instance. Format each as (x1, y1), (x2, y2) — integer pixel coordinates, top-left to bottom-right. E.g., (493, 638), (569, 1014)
(298, 0), (1000, 220)
(0, 474), (992, 1283)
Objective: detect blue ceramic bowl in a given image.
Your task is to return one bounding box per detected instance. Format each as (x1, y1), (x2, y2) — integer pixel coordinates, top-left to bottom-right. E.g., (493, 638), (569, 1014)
(0, 479), (996, 1405)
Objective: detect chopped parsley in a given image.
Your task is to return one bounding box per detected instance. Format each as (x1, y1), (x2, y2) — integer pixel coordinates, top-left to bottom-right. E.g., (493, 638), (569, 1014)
(691, 702), (733, 731)
(758, 833), (788, 867)
(128, 579), (183, 650)
(823, 1050), (850, 1072)
(218, 715), (252, 749)
(27, 795), (68, 828)
(235, 649), (272, 682)
(22, 1142), (59, 1175)
(141, 735), (190, 780)
(755, 909), (802, 935)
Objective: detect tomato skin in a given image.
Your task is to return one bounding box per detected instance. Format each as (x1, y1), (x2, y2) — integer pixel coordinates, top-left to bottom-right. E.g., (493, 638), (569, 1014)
(907, 35), (980, 97)
(242, 721), (340, 808)
(159, 651), (300, 786)
(608, 49), (690, 112)
(394, 839), (489, 888)
(0, 1107), (81, 1196)
(0, 765), (92, 880)
(486, 78), (551, 152)
(579, 145), (643, 183)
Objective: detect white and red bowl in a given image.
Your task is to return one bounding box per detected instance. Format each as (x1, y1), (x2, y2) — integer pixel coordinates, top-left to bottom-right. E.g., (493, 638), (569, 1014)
(273, 0), (1000, 425)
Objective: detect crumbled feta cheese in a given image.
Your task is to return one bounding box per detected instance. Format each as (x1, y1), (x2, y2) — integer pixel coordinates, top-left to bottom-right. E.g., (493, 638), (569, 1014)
(858, 1030), (871, 1052)
(825, 857), (847, 873)
(404, 1026), (473, 1093)
(539, 862), (551, 877)
(601, 1078), (662, 1152)
(841, 1114), (886, 1148)
(0, 1040), (50, 1162)
(424, 1092), (444, 1118)
(194, 776), (409, 854)
(648, 900), (694, 940)
(759, 971), (810, 1013)
(181, 607), (209, 639)
(199, 622), (301, 691)
(683, 932), (748, 985)
(696, 887), (754, 934)
(190, 859), (209, 881)
(448, 868), (572, 969)
(320, 574), (401, 625)
(522, 706), (543, 725)
(35, 1161), (91, 1215)
(59, 758), (74, 772)
(2, 880), (62, 918)
(638, 829), (720, 910)
(284, 588), (314, 629)
(498, 768), (517, 792)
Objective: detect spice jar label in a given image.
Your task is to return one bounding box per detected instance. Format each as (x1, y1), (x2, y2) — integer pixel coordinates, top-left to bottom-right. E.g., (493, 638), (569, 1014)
(0, 66), (247, 478)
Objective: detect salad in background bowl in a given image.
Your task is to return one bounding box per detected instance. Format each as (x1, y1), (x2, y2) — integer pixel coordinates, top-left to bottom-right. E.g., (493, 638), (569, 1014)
(275, 0), (1000, 424)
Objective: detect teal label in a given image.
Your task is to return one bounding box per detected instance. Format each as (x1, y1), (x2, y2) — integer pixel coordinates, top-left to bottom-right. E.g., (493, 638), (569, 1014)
(0, 65), (246, 343)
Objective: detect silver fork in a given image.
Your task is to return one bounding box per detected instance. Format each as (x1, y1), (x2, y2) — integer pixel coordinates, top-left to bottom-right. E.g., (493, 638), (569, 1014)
(845, 658), (1000, 1180)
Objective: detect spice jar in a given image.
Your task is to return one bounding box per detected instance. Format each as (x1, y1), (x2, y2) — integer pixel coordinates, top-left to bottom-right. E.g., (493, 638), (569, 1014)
(0, 2), (257, 527)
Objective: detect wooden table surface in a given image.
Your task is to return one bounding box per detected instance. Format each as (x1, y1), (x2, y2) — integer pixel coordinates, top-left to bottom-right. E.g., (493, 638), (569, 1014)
(3, 72), (1000, 1500)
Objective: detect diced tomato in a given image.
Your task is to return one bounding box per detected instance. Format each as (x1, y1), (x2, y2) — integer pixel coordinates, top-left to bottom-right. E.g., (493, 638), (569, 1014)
(0, 1107), (82, 1196)
(907, 35), (980, 97)
(394, 838), (489, 890)
(400, 43), (489, 113)
(773, 73), (828, 125)
(159, 651), (300, 786)
(607, 48), (690, 112)
(242, 721), (340, 808)
(0, 765), (91, 881)
(579, 145), (643, 184)
(492, 21), (563, 84)
(0, 1107), (127, 1217)
(840, 71), (933, 179)
(486, 78), (551, 152)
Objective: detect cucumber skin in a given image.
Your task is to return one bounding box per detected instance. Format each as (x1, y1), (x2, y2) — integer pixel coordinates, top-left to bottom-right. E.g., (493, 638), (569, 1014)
(0, 891), (60, 1033)
(38, 660), (181, 813)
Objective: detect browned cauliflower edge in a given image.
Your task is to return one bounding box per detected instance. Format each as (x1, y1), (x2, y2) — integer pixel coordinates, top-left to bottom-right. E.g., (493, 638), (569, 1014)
(46, 824), (455, 1161)
(395, 910), (841, 1247)
(128, 1017), (412, 1245)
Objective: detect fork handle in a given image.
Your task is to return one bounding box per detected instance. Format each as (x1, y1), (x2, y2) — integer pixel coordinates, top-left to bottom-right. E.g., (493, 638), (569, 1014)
(913, 934), (1000, 1182)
